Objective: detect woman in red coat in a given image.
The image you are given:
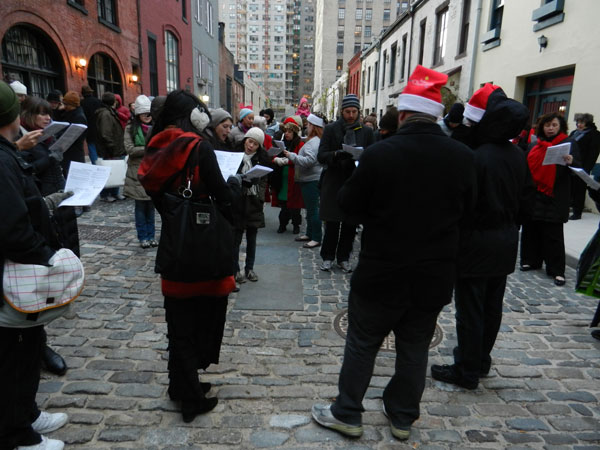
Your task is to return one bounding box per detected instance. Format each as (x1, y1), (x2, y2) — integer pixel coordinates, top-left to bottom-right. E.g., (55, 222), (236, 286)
(271, 116), (304, 233)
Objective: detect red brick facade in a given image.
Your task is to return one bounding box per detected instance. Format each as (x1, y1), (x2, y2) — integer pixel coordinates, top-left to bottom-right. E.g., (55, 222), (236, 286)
(0, 0), (141, 105)
(347, 52), (362, 99)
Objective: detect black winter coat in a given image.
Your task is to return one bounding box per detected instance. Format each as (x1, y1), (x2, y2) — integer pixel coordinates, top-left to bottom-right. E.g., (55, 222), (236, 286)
(81, 94), (102, 144)
(232, 150), (268, 230)
(570, 124), (600, 173)
(338, 120), (477, 302)
(20, 141), (65, 196)
(60, 106), (88, 176)
(457, 87), (536, 277)
(318, 118), (375, 222)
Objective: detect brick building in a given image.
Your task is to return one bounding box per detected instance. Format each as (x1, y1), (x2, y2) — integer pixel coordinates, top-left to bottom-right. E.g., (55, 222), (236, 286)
(0, 0), (140, 104)
(218, 22), (240, 119)
(347, 52), (361, 98)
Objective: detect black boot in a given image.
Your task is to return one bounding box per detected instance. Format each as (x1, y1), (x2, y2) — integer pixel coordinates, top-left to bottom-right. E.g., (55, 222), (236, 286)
(181, 397), (219, 423)
(42, 345), (67, 376)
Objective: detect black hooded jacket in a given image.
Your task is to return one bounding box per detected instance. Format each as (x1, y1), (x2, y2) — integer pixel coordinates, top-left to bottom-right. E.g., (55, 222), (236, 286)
(457, 88), (536, 277)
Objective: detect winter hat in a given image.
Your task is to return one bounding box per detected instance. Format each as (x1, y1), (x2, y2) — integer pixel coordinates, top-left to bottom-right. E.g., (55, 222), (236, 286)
(150, 95), (166, 119)
(239, 108), (253, 120)
(284, 115), (303, 128)
(283, 116), (301, 133)
(209, 108), (232, 128)
(307, 113), (324, 128)
(263, 108), (275, 120)
(244, 126), (265, 146)
(446, 103), (464, 124)
(63, 91), (80, 107)
(341, 94), (361, 111)
(464, 83), (501, 123)
(9, 80), (27, 96)
(397, 65), (447, 117)
(46, 89), (63, 103)
(81, 85), (94, 96)
(134, 95), (151, 115)
(0, 81), (20, 127)
(253, 115), (267, 131)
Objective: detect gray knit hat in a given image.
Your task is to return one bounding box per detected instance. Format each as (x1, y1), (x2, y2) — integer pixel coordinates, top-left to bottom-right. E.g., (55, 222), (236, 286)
(0, 81), (20, 127)
(209, 108), (233, 128)
(341, 94), (360, 111)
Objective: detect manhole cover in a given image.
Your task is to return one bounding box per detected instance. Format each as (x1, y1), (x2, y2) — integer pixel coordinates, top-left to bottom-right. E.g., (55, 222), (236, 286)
(333, 309), (443, 352)
(79, 224), (129, 241)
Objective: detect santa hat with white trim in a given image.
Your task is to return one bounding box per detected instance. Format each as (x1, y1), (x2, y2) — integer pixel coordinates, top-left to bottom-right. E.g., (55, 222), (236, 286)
(464, 83), (501, 123)
(397, 65), (448, 118)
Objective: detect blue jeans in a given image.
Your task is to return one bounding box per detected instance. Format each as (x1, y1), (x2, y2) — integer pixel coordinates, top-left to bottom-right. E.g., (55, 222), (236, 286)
(87, 142), (98, 164)
(299, 181), (322, 242)
(134, 200), (156, 241)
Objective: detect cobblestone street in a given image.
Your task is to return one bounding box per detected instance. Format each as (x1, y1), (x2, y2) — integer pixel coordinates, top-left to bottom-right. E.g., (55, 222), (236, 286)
(40, 198), (600, 449)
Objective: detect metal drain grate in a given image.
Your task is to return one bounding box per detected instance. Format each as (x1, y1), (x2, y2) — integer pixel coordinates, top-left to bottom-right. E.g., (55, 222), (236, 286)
(79, 224), (129, 241)
(333, 309), (443, 352)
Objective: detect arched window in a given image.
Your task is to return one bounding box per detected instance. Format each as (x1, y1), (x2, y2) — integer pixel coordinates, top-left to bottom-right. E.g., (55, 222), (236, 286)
(165, 31), (179, 92)
(1, 25), (64, 98)
(87, 52), (122, 97)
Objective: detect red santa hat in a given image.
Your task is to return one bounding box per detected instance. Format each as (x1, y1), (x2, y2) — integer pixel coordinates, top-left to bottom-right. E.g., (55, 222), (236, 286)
(464, 83), (501, 123)
(397, 65), (448, 117)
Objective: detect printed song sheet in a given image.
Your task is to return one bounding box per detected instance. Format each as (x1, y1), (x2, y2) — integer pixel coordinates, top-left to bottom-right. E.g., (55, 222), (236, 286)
(214, 150), (244, 181)
(542, 142), (571, 166)
(570, 167), (600, 190)
(341, 144), (364, 160)
(49, 123), (87, 153)
(243, 164), (273, 180)
(38, 121), (70, 142)
(59, 162), (111, 207)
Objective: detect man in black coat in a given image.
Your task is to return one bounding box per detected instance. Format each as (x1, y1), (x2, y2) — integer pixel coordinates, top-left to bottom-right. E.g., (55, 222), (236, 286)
(317, 94), (374, 273)
(60, 91), (87, 177)
(431, 85), (535, 390)
(312, 66), (477, 440)
(81, 85), (102, 164)
(569, 113), (600, 220)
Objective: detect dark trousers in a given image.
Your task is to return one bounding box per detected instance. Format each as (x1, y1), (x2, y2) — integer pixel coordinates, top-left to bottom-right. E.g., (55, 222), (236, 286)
(320, 221), (356, 263)
(164, 296), (228, 404)
(331, 267), (452, 428)
(299, 181), (322, 242)
(134, 200), (156, 242)
(520, 220), (565, 277)
(453, 276), (507, 384)
(0, 326), (43, 449)
(233, 227), (258, 273)
(571, 176), (587, 216)
(278, 202), (301, 228)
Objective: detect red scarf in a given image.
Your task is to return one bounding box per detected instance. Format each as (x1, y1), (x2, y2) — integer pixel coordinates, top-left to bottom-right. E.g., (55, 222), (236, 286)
(527, 132), (568, 197)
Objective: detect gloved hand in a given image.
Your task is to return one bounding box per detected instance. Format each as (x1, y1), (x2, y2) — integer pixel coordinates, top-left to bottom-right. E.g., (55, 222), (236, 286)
(49, 148), (64, 163)
(227, 174), (242, 187)
(44, 191), (74, 214)
(241, 176), (260, 188)
(274, 157), (289, 166)
(334, 150), (353, 161)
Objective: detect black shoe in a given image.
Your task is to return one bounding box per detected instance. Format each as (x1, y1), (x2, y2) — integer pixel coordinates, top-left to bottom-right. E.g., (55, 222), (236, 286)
(519, 264), (540, 272)
(42, 345), (67, 376)
(569, 213), (582, 220)
(431, 364), (477, 390)
(181, 397), (219, 422)
(277, 225), (286, 233)
(592, 330), (600, 341)
(293, 225), (300, 234)
(554, 276), (566, 286)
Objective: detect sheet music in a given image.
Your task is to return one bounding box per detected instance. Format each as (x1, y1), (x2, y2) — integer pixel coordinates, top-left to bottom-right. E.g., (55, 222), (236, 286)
(38, 121), (69, 142)
(49, 123), (87, 153)
(542, 142), (571, 166)
(341, 144), (364, 161)
(570, 167), (600, 190)
(59, 162), (111, 207)
(243, 164), (273, 180)
(214, 150), (244, 181)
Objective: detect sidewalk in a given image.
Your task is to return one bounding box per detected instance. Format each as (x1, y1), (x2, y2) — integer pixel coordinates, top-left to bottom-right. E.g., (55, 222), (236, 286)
(564, 212), (599, 268)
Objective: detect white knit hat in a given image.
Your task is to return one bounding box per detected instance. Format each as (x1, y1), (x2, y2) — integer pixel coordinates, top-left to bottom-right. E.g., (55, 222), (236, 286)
(307, 113), (324, 128)
(244, 127), (265, 146)
(134, 95), (151, 115)
(9, 81), (27, 95)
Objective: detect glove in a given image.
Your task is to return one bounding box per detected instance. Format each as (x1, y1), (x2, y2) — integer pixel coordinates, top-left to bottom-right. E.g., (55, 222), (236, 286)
(49, 148), (64, 163)
(44, 191), (74, 214)
(274, 157), (289, 166)
(241, 176), (260, 188)
(227, 174), (242, 187)
(334, 150), (353, 161)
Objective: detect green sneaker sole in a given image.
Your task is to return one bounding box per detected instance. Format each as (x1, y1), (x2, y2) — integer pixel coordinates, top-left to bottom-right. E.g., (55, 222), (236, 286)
(390, 425), (410, 440)
(324, 422), (363, 437)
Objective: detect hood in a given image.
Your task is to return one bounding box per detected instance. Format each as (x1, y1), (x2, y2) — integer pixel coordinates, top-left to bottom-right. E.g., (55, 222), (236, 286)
(472, 88), (529, 145)
(115, 94), (123, 107)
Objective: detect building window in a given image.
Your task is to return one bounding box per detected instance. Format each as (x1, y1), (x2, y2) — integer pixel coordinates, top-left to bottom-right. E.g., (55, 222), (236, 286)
(383, 9), (390, 21)
(195, 0), (204, 25)
(356, 9), (363, 20)
(336, 59), (343, 71)
(337, 42), (344, 54)
(373, 61), (378, 92)
(381, 50), (387, 87)
(87, 52), (122, 97)
(433, 7), (448, 66)
(532, 0), (565, 31)
(458, 0), (471, 55)
(97, 0), (118, 28)
(165, 31), (179, 92)
(181, 0), (187, 20)
(482, 0), (503, 50)
(148, 35), (158, 96)
(400, 33), (407, 80)
(67, 0), (88, 14)
(365, 8), (372, 21)
(1, 25), (65, 98)
(338, 8), (345, 19)
(524, 68), (574, 125)
(206, 1), (214, 35)
(418, 19), (426, 65)
(355, 25), (362, 37)
(367, 66), (371, 94)
(389, 42), (397, 84)
(365, 25), (371, 37)
(338, 25), (344, 39)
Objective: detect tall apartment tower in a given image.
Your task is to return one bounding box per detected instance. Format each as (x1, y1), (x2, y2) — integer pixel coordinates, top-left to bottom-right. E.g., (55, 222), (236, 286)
(313, 0), (405, 102)
(297, 0), (316, 103)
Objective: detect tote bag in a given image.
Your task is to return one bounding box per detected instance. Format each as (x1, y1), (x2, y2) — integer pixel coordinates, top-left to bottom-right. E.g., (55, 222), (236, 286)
(97, 156), (129, 188)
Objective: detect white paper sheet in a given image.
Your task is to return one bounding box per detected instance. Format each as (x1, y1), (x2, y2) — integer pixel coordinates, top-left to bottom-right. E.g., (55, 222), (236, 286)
(59, 162), (111, 207)
(569, 167), (600, 190)
(243, 164), (273, 180)
(214, 150), (244, 181)
(273, 140), (286, 150)
(38, 121), (69, 142)
(267, 146), (283, 157)
(49, 123), (88, 153)
(542, 142), (571, 166)
(342, 144), (364, 161)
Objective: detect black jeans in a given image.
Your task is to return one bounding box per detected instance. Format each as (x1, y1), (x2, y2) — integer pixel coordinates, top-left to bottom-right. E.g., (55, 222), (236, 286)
(0, 326), (43, 449)
(278, 201), (301, 228)
(331, 269), (451, 428)
(320, 221), (356, 263)
(520, 220), (565, 277)
(453, 276), (507, 384)
(571, 176), (587, 217)
(233, 227), (258, 273)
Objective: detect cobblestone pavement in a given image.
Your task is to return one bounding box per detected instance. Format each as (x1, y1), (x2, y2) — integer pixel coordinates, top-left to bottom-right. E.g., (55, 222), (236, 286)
(40, 198), (600, 449)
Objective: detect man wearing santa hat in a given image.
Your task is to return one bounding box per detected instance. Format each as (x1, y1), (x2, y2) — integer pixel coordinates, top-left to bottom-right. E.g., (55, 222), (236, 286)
(311, 66), (477, 440)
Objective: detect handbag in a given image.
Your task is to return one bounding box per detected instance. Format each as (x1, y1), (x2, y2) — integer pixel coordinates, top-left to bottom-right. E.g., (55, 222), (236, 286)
(154, 147), (234, 282)
(1, 248), (84, 327)
(97, 156), (129, 188)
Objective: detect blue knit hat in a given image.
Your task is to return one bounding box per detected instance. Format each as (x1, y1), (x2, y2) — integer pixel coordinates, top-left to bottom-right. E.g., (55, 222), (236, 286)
(239, 108), (253, 120)
(341, 94), (360, 111)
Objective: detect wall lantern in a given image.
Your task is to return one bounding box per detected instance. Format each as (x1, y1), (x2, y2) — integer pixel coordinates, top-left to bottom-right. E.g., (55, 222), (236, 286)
(537, 35), (548, 52)
(75, 58), (87, 70)
(129, 74), (139, 84)
(201, 94), (210, 103)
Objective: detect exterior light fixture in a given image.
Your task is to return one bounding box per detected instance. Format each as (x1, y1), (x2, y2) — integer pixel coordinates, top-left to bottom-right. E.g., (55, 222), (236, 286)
(537, 35), (548, 52)
(201, 94), (210, 103)
(75, 58), (87, 70)
(129, 74), (139, 84)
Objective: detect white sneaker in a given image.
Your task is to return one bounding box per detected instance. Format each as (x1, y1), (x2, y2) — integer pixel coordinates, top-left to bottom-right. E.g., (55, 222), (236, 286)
(31, 411), (68, 434)
(17, 435), (65, 450)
